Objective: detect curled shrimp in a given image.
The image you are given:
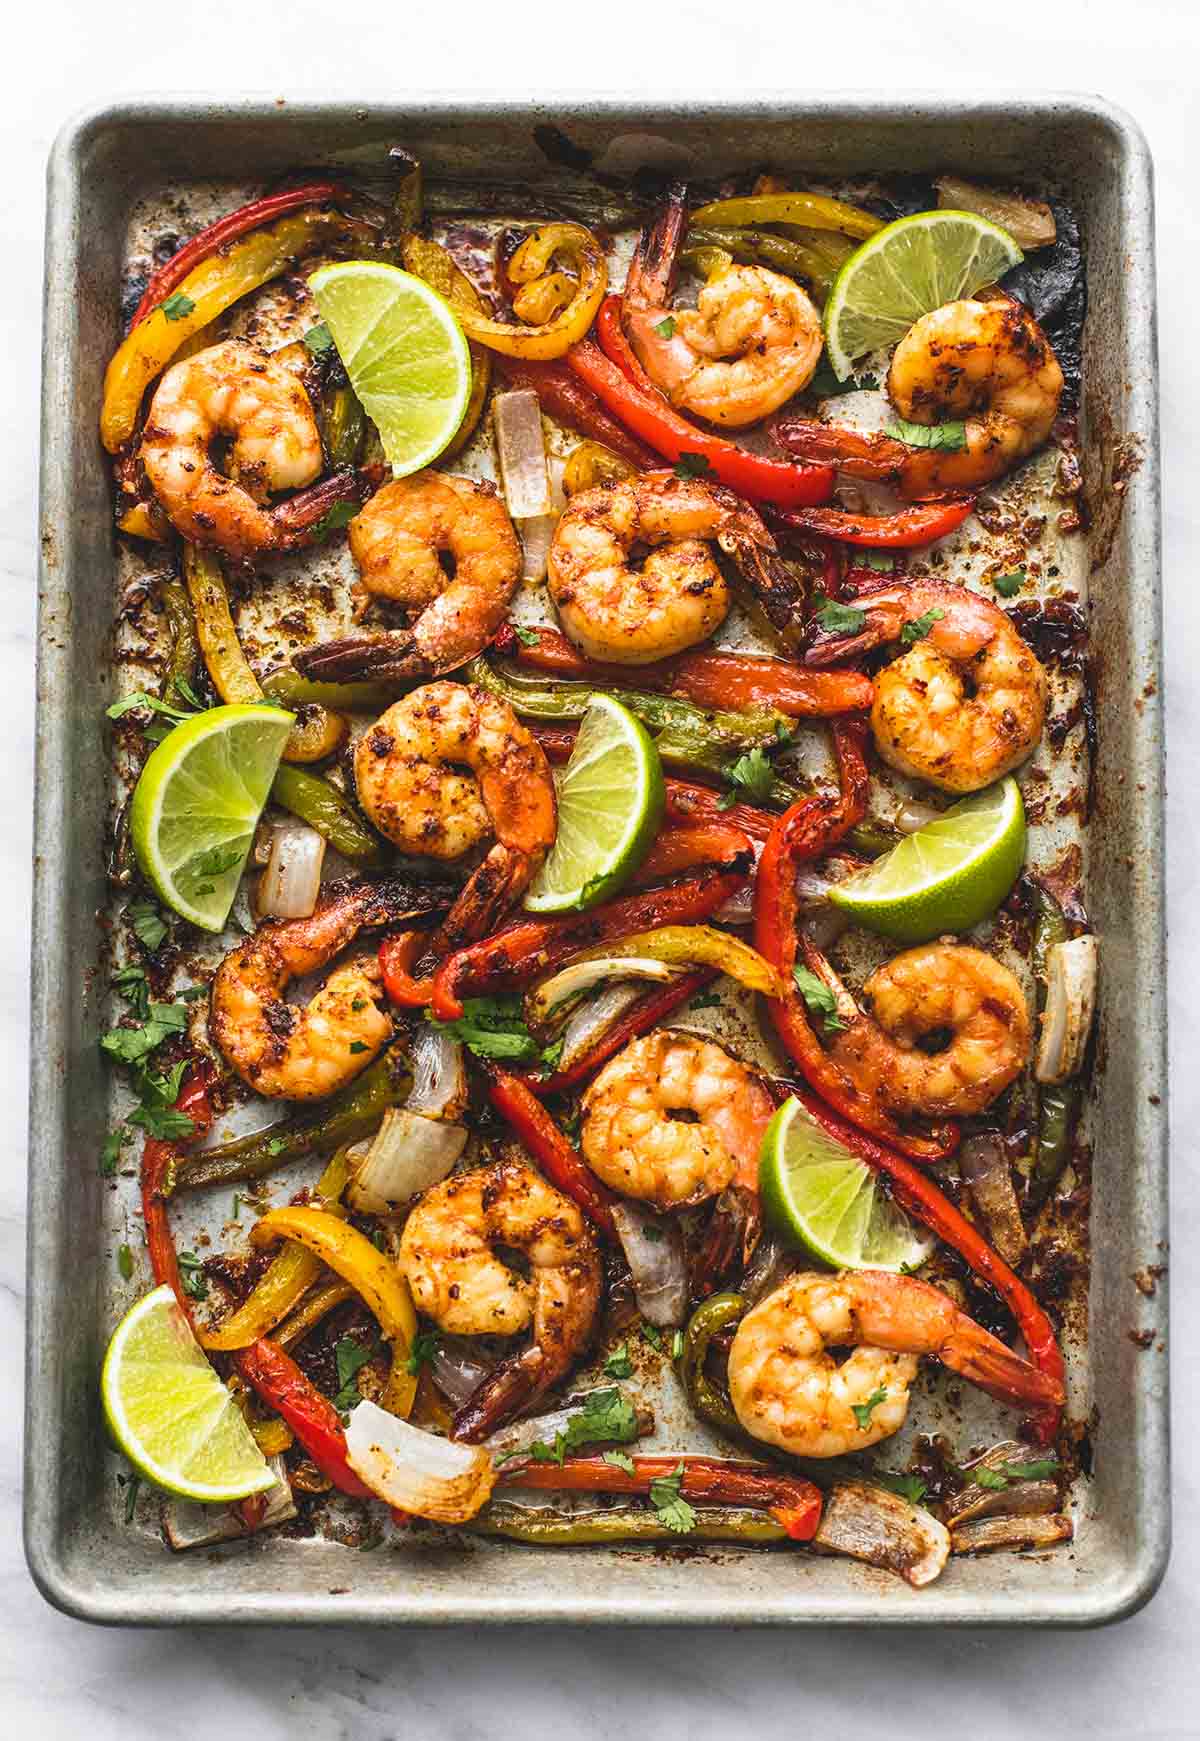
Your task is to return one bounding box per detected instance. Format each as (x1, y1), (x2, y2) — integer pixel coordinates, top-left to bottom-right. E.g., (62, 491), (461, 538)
(804, 939), (1031, 1120)
(345, 472), (521, 674)
(775, 293), (1064, 499)
(354, 681), (556, 940)
(580, 1030), (774, 1211)
(398, 1159), (601, 1439)
(547, 470), (800, 665)
(808, 581), (1047, 793)
(140, 339), (353, 561)
(623, 184), (822, 428)
(728, 1270), (1064, 1458)
(209, 876), (446, 1100)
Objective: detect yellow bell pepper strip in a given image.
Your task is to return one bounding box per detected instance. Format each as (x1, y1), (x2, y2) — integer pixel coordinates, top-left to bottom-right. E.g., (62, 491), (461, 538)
(401, 233), (492, 456)
(250, 1207), (419, 1417)
(452, 223), (607, 360)
(689, 192), (883, 240)
(273, 1278), (355, 1352)
(101, 204), (381, 452)
(561, 439), (635, 497)
(262, 668), (398, 715)
(200, 1150), (350, 1351)
(268, 763), (389, 868)
(181, 544), (348, 764)
(249, 1417), (295, 1457)
(117, 499), (172, 542)
(554, 925), (783, 998)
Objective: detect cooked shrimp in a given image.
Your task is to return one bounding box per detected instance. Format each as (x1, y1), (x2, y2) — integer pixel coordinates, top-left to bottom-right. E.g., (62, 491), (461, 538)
(728, 1270), (1063, 1458)
(140, 339), (325, 560)
(808, 940), (1031, 1119)
(347, 472), (522, 673)
(547, 470), (786, 665)
(580, 1031), (774, 1211)
(209, 876), (446, 1100)
(807, 581), (1047, 793)
(354, 682), (556, 939)
(623, 185), (822, 427)
(399, 1159), (601, 1439)
(775, 293), (1063, 499)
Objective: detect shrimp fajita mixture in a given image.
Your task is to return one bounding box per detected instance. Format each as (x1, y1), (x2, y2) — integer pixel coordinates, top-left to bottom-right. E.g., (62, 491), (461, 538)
(95, 151), (1098, 1585)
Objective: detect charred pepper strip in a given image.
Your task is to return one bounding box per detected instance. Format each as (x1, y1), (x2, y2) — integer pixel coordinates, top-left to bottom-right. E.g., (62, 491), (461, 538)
(485, 1065), (618, 1238)
(269, 764), (388, 868)
(234, 1338), (374, 1499)
(679, 1292), (747, 1439)
(262, 670), (399, 714)
(139, 1062), (215, 1315)
(503, 1453), (822, 1540)
(1027, 886), (1081, 1209)
(631, 823), (758, 887)
(683, 225), (840, 296)
(160, 575), (200, 705)
(474, 1502), (790, 1546)
(790, 1085), (1066, 1447)
(689, 191), (883, 239)
(525, 969), (717, 1095)
(494, 356), (657, 471)
(773, 499), (975, 549)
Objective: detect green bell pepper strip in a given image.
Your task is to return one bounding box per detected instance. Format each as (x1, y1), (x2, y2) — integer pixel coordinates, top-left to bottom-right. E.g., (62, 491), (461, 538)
(683, 225), (838, 296)
(170, 1052), (409, 1195)
(689, 192), (883, 240)
(261, 669), (399, 715)
(473, 1502), (790, 1546)
(679, 1292), (747, 1439)
(1027, 886), (1081, 1209)
(269, 763), (388, 867)
(321, 383), (366, 470)
(160, 575), (200, 705)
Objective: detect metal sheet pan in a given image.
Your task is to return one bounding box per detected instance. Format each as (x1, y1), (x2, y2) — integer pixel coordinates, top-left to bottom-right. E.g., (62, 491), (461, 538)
(27, 95), (1166, 1627)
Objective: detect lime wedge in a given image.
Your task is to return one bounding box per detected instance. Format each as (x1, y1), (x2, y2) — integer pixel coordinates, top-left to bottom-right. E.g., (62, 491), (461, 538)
(524, 694), (665, 913)
(823, 209), (1024, 379)
(829, 777), (1025, 944)
(129, 703), (294, 931)
(102, 1285), (275, 1502)
(308, 262), (472, 476)
(759, 1097), (932, 1272)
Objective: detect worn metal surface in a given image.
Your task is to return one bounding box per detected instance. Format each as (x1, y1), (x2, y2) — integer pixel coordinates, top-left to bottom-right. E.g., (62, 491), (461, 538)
(28, 95), (1165, 1626)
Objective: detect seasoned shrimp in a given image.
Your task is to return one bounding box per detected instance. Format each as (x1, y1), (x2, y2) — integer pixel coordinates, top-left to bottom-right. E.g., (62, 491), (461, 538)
(623, 185), (822, 427)
(806, 940), (1031, 1120)
(775, 293), (1064, 499)
(728, 1270), (1064, 1458)
(399, 1159), (601, 1439)
(580, 1031), (774, 1211)
(209, 876), (446, 1100)
(354, 682), (556, 939)
(808, 581), (1047, 793)
(346, 472), (522, 672)
(547, 470), (790, 665)
(140, 339), (329, 560)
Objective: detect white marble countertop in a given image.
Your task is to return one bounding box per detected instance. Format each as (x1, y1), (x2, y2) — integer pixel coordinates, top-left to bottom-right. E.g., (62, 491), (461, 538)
(4, 2), (1196, 1733)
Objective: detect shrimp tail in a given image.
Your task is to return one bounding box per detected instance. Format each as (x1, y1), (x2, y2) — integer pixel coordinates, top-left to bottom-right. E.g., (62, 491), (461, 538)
(442, 843), (541, 952)
(721, 531), (811, 654)
(348, 873), (457, 931)
(452, 1345), (548, 1444)
(270, 468), (372, 547)
(941, 1318), (1066, 1410)
(772, 417), (911, 482)
(626, 179), (689, 308)
(293, 631), (429, 684)
(689, 1185), (762, 1300)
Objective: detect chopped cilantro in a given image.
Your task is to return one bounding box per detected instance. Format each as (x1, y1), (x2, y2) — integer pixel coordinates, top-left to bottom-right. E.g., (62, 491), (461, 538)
(511, 624), (540, 647)
(170, 675), (209, 712)
(100, 1126), (128, 1177)
(874, 1471), (927, 1506)
(604, 1343), (634, 1379)
(117, 1243), (134, 1280)
(160, 292), (196, 322)
(671, 1330), (684, 1361)
(518, 1386), (638, 1465)
(813, 594), (867, 636)
(970, 1456), (1058, 1490)
(809, 358), (878, 398)
(718, 746), (775, 809)
(266, 1135), (289, 1156)
(231, 1193), (241, 1222)
(334, 1336), (381, 1412)
(793, 965), (845, 1034)
(350, 998), (367, 1013)
(993, 569), (1026, 598)
(970, 1466), (1010, 1490)
(648, 1462), (697, 1535)
(900, 606), (946, 645)
(177, 1251), (209, 1302)
(348, 1040), (369, 1055)
(431, 995), (558, 1066)
(673, 452), (712, 481)
(642, 1324), (663, 1350)
(688, 989), (722, 1011)
(303, 322), (335, 356)
(312, 500), (359, 540)
(603, 1448), (637, 1474)
(406, 1330), (439, 1376)
(111, 964), (150, 1020)
(655, 316), (676, 339)
(885, 416), (967, 451)
(128, 898), (167, 952)
(121, 1469), (141, 1523)
(851, 1385), (888, 1430)
(106, 690), (196, 726)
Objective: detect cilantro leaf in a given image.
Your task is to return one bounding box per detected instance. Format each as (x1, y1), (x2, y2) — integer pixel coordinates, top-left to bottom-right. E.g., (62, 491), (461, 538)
(604, 1343), (633, 1379)
(655, 316), (676, 339)
(334, 1336), (381, 1412)
(1003, 1457), (1058, 1481)
(177, 1251), (209, 1302)
(128, 898), (167, 952)
(874, 1471), (927, 1506)
(431, 995), (556, 1065)
(128, 1103), (195, 1141)
(170, 675), (209, 712)
(112, 964), (150, 1021)
(642, 1324), (662, 1350)
(603, 1449), (637, 1474)
(160, 292), (196, 322)
(970, 1466), (1010, 1490)
(719, 746), (775, 809)
(885, 416), (967, 451)
(793, 965), (845, 1034)
(520, 1386), (639, 1465)
(648, 1462), (697, 1535)
(311, 500), (359, 540)
(406, 1330), (439, 1376)
(511, 624), (540, 647)
(688, 989), (721, 1010)
(993, 569), (1025, 598)
(813, 594), (867, 636)
(809, 358), (878, 398)
(673, 452), (712, 480)
(106, 690), (196, 726)
(303, 322), (335, 356)
(100, 1126), (128, 1177)
(851, 1385), (888, 1430)
(900, 606), (946, 646)
(117, 1243), (134, 1280)
(121, 1469), (141, 1523)
(348, 1040), (369, 1055)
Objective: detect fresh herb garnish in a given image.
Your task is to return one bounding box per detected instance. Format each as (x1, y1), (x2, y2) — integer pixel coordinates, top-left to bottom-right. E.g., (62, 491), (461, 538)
(648, 1462), (697, 1535)
(231, 1193), (241, 1222)
(874, 1471), (927, 1506)
(348, 1040), (369, 1055)
(117, 1243), (134, 1280)
(518, 1386), (638, 1465)
(121, 1469), (142, 1523)
(718, 746), (775, 809)
(900, 606), (946, 645)
(511, 624), (541, 647)
(170, 675), (209, 712)
(673, 452), (712, 480)
(813, 594), (867, 636)
(655, 316), (676, 339)
(303, 322), (335, 356)
(793, 965), (845, 1034)
(334, 1337), (381, 1412)
(885, 416), (967, 451)
(993, 569), (1026, 598)
(604, 1343), (634, 1379)
(971, 1466), (1010, 1490)
(112, 964), (150, 1020)
(127, 897), (168, 952)
(851, 1385), (888, 1430)
(106, 690), (197, 727)
(642, 1324), (663, 1350)
(688, 989), (722, 1010)
(311, 500), (359, 540)
(970, 1456), (1058, 1490)
(160, 292), (196, 322)
(100, 1126), (128, 1177)
(406, 1330), (440, 1375)
(603, 1448), (637, 1474)
(431, 995), (559, 1066)
(177, 1250), (209, 1301)
(100, 999), (189, 1069)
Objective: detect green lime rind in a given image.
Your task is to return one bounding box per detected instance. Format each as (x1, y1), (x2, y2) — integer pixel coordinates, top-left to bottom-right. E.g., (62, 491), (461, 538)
(524, 694), (665, 914)
(102, 1285), (276, 1503)
(823, 209), (1024, 380)
(308, 262), (472, 477)
(758, 1098), (932, 1272)
(829, 778), (1025, 945)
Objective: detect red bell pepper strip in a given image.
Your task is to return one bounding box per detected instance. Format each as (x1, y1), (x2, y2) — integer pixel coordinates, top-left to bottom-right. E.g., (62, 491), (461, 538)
(773, 499), (975, 549)
(131, 182), (353, 327)
(501, 1453), (822, 1540)
(494, 356), (657, 471)
(379, 929), (436, 1010)
(139, 1062), (215, 1317)
(567, 314), (834, 510)
(486, 1066), (618, 1238)
(234, 1338), (375, 1499)
(789, 1085), (1065, 1445)
(491, 622), (873, 716)
(631, 821), (756, 888)
(431, 862), (750, 1022)
(525, 969), (718, 1096)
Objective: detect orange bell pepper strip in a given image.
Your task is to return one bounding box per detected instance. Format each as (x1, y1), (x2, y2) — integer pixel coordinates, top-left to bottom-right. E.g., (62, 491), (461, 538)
(485, 1066), (618, 1239)
(773, 499), (975, 548)
(502, 1453), (823, 1540)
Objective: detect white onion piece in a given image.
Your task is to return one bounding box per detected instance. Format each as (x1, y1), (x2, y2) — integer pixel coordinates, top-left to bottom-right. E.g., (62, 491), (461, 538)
(529, 957), (679, 1026)
(951, 1513), (1073, 1555)
(714, 882), (754, 926)
(518, 514), (559, 584)
(894, 798), (944, 836)
(814, 1480), (950, 1588)
(557, 982), (647, 1071)
(407, 1022), (468, 1121)
(934, 175), (1057, 250)
(494, 390), (552, 519)
(431, 1336), (495, 1407)
(611, 1201), (689, 1327)
(959, 1134), (1027, 1267)
(485, 1391), (652, 1464)
(345, 1106), (466, 1214)
(1035, 935), (1099, 1084)
(257, 822), (325, 919)
(799, 907), (850, 953)
(163, 1456), (295, 1551)
(345, 1401), (496, 1522)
